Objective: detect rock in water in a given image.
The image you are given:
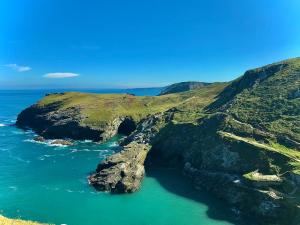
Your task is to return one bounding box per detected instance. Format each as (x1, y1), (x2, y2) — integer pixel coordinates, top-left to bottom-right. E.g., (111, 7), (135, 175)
(88, 142), (150, 193)
(34, 136), (46, 142)
(51, 139), (73, 146)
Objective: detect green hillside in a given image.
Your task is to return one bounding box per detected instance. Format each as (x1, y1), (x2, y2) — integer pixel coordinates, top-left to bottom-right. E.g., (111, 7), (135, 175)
(159, 81), (212, 95)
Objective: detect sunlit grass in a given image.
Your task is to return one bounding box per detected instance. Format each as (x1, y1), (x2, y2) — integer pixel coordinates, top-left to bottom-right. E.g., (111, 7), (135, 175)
(0, 215), (52, 225)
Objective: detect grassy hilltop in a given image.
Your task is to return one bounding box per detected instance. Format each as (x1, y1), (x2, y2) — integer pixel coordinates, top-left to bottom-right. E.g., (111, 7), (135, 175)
(16, 82), (226, 141)
(36, 83), (226, 127)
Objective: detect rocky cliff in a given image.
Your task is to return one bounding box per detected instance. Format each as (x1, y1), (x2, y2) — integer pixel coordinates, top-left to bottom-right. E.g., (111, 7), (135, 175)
(17, 58), (300, 225)
(88, 142), (150, 193)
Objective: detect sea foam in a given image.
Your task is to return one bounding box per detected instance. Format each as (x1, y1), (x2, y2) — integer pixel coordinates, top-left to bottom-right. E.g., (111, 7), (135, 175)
(108, 142), (118, 147)
(24, 138), (68, 148)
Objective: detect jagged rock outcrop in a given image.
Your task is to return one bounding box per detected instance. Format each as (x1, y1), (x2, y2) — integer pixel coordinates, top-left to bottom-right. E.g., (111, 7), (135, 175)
(88, 142), (150, 193)
(88, 111), (174, 193)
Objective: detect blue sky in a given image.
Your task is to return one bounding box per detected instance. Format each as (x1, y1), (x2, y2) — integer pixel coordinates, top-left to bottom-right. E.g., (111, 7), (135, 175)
(0, 0), (300, 89)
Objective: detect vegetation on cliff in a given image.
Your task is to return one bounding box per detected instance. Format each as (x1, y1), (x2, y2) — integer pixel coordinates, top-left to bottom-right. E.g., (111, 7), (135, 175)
(209, 58), (300, 148)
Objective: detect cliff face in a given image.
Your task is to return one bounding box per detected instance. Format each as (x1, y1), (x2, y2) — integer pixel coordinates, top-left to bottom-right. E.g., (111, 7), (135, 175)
(16, 58), (300, 225)
(16, 102), (104, 141)
(149, 113), (299, 224)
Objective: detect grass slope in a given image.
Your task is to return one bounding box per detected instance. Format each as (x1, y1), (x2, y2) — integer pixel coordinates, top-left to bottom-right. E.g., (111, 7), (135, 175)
(37, 83), (227, 127)
(159, 81), (212, 95)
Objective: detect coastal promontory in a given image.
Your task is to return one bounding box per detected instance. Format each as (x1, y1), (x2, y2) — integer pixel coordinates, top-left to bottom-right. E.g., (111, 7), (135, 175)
(17, 58), (300, 225)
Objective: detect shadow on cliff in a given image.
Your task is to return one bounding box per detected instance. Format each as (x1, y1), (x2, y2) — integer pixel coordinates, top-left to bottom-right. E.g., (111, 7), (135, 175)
(144, 121), (252, 225)
(145, 167), (249, 225)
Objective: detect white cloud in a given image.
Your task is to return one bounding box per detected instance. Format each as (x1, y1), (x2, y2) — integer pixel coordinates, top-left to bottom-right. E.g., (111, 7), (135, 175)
(44, 72), (79, 78)
(5, 63), (31, 72)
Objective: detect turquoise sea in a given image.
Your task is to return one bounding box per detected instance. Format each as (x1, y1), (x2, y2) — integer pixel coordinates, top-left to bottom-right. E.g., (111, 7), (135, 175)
(0, 89), (243, 225)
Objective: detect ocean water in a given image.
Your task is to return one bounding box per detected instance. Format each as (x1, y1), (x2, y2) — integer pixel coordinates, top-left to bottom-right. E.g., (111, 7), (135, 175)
(0, 89), (240, 225)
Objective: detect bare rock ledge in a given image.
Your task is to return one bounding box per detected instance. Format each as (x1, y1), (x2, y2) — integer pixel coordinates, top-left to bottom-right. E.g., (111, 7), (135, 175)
(88, 142), (150, 193)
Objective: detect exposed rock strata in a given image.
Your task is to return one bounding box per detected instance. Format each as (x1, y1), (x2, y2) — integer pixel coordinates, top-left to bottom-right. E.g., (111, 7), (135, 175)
(88, 142), (150, 193)
(89, 111), (173, 193)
